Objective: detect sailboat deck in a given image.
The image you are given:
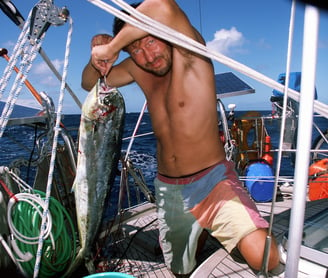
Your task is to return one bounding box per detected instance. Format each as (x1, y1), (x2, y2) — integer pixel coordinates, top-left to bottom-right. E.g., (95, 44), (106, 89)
(98, 198), (328, 277)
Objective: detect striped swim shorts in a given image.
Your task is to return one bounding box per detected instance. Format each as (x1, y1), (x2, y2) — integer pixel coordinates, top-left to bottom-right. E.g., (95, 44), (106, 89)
(154, 159), (269, 274)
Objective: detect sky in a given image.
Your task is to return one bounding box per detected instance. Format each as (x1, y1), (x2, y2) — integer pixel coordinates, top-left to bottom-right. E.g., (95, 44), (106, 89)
(0, 0), (328, 114)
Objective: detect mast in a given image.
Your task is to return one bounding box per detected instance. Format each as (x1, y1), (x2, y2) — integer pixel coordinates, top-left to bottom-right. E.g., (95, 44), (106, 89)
(285, 4), (319, 277)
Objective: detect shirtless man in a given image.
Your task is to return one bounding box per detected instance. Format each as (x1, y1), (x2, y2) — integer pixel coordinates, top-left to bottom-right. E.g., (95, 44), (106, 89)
(82, 0), (280, 276)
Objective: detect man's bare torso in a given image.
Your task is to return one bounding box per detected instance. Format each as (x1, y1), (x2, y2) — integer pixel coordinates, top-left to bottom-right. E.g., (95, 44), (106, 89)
(130, 48), (226, 177)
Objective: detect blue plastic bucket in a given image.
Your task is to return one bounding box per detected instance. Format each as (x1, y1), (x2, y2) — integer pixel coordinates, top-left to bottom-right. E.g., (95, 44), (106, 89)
(244, 161), (274, 202)
(83, 273), (134, 278)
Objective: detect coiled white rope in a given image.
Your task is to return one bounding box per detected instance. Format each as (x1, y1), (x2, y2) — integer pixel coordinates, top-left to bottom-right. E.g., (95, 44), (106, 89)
(1, 167), (51, 271)
(87, 0), (328, 118)
(7, 192), (54, 248)
(32, 15), (73, 278)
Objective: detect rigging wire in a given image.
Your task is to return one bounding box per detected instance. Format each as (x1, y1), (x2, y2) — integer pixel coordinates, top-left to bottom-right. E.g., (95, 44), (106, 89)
(257, 1), (297, 277)
(124, 100), (147, 161)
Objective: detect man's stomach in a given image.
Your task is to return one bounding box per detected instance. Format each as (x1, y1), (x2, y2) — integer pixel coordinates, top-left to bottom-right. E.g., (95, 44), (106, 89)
(156, 140), (226, 178)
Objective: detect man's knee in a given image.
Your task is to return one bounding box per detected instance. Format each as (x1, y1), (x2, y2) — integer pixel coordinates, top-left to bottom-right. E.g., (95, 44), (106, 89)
(237, 228), (280, 271)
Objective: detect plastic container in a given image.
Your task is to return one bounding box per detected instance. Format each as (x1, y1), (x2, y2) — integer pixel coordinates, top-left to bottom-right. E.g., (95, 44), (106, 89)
(308, 158), (328, 201)
(83, 273), (134, 278)
(244, 160), (274, 202)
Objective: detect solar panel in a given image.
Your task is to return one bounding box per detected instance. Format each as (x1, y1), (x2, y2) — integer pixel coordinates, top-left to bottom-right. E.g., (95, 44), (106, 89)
(215, 72), (255, 99)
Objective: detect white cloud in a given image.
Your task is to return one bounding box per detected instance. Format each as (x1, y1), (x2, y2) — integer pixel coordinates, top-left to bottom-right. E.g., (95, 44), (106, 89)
(206, 27), (245, 55)
(31, 59), (63, 87)
(32, 59), (63, 74)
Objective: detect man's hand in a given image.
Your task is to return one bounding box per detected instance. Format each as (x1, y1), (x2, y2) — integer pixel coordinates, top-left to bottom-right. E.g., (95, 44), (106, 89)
(90, 33), (112, 48)
(82, 34), (116, 90)
(90, 34), (119, 76)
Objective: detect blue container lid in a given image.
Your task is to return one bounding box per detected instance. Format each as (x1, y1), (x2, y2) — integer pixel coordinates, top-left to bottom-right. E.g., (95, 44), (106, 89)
(244, 161), (274, 202)
(83, 273), (134, 278)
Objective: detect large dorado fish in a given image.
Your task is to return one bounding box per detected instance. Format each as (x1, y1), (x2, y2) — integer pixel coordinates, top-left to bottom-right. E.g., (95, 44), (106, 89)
(65, 79), (125, 276)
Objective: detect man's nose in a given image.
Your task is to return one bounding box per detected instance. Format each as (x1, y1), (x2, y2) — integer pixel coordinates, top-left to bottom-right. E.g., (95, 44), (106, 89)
(144, 49), (155, 62)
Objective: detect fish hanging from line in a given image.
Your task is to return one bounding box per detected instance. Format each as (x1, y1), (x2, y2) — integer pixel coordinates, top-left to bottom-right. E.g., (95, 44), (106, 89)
(65, 78), (125, 276)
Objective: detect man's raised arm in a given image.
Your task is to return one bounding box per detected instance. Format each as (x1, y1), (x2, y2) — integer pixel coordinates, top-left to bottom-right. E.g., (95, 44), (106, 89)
(91, 0), (200, 66)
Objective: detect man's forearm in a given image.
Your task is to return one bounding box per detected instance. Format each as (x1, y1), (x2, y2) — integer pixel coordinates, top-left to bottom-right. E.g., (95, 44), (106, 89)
(110, 0), (197, 53)
(81, 59), (102, 91)
(109, 0), (175, 53)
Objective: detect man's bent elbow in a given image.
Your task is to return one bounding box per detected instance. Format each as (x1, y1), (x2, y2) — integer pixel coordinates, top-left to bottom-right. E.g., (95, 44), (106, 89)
(81, 80), (94, 92)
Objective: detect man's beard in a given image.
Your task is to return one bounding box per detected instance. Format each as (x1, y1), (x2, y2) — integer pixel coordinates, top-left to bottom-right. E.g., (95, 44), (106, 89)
(140, 56), (172, 76)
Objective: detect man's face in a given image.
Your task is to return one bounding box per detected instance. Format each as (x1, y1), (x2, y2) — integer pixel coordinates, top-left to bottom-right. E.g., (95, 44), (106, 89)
(127, 35), (172, 76)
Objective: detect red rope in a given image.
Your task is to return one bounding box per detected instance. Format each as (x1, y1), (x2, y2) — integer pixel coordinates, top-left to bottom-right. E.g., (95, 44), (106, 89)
(0, 178), (18, 202)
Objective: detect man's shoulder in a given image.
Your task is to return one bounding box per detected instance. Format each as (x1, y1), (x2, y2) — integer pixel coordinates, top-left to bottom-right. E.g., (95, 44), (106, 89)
(113, 57), (138, 75)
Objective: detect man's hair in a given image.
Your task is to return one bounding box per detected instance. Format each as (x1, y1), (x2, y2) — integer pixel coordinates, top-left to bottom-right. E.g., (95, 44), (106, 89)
(112, 2), (141, 36)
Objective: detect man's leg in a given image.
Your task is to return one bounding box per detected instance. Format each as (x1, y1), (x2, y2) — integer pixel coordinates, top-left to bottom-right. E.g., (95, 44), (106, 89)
(237, 228), (280, 271)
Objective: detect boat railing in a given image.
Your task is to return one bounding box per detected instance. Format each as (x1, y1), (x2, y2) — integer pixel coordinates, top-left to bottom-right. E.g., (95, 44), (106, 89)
(117, 157), (156, 213)
(217, 97), (328, 185)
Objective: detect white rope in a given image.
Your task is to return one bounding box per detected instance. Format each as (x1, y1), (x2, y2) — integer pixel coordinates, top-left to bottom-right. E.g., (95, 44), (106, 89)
(32, 15), (73, 278)
(0, 233), (27, 275)
(0, 12), (44, 138)
(0, 3), (73, 275)
(0, 41), (43, 137)
(1, 166), (33, 192)
(87, 0), (328, 118)
(7, 193), (54, 247)
(0, 13), (31, 100)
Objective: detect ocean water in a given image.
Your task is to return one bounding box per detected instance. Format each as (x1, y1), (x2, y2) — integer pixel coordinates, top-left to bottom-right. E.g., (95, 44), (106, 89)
(0, 108), (327, 211)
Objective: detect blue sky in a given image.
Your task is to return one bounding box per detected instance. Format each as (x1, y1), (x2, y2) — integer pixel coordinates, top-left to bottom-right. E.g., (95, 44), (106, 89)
(0, 0), (327, 114)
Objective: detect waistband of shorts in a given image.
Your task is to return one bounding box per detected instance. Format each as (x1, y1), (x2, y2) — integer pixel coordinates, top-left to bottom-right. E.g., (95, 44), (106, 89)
(156, 160), (227, 185)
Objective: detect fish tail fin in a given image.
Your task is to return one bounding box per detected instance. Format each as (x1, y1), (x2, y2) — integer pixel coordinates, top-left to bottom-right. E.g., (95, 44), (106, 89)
(63, 249), (84, 277)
